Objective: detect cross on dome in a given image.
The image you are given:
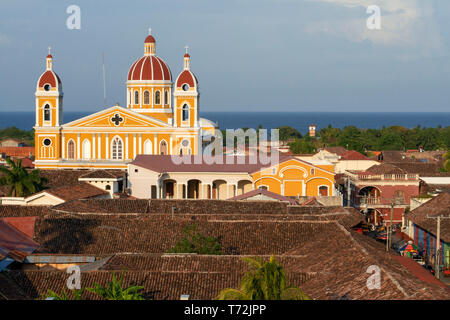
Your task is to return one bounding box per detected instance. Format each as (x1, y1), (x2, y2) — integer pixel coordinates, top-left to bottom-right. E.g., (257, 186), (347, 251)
(185, 46), (189, 54)
(148, 28), (152, 35)
(48, 46), (51, 55)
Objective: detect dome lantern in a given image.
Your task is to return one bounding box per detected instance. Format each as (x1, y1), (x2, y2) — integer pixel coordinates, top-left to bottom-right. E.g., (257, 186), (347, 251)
(46, 46), (53, 70)
(184, 46), (190, 70)
(144, 28), (156, 56)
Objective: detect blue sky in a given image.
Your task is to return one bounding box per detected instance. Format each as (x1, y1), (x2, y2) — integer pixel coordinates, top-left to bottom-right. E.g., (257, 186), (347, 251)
(1, 0), (450, 112)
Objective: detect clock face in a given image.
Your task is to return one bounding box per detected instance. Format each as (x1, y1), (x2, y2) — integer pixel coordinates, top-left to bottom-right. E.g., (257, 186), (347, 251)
(182, 84), (189, 91)
(43, 138), (51, 146)
(44, 84), (51, 91)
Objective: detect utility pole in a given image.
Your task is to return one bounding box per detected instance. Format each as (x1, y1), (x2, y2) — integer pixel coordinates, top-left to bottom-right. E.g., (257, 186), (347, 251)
(427, 215), (450, 280)
(385, 199), (395, 252)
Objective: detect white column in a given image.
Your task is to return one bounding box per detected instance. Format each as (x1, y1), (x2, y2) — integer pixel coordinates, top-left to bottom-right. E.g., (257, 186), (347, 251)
(92, 133), (96, 160)
(98, 134), (101, 159)
(127, 88), (130, 107)
(61, 134), (65, 159)
(151, 87), (154, 108)
(154, 135), (157, 154)
(139, 87), (142, 108)
(125, 134), (129, 160)
(173, 96), (177, 127)
(106, 134), (109, 159)
(169, 135), (173, 155)
(138, 134), (142, 154)
(77, 134), (80, 159)
(35, 98), (39, 126)
(133, 134), (137, 158)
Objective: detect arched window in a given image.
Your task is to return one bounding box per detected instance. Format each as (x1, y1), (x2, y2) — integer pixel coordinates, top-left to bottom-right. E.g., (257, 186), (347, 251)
(112, 137), (123, 160)
(164, 90), (168, 105)
(134, 91), (139, 105)
(67, 140), (75, 159)
(155, 91), (161, 105)
(180, 139), (190, 155)
(160, 140), (167, 155)
(182, 104), (189, 121)
(44, 104), (51, 121)
(143, 90), (150, 105)
(395, 190), (405, 203)
(143, 139), (152, 155)
(319, 186), (329, 196)
(82, 139), (91, 160)
(105, 185), (111, 191)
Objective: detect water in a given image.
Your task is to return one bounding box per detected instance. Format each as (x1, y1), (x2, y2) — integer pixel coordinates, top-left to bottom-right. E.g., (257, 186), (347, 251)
(1, 111), (449, 134)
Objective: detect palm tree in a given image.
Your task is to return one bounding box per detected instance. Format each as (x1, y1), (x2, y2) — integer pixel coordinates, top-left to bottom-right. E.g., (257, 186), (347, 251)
(0, 158), (47, 197)
(86, 270), (145, 300)
(216, 256), (311, 300)
(43, 289), (84, 300)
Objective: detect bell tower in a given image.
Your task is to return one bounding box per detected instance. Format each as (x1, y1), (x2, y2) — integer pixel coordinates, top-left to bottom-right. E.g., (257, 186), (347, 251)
(174, 47), (199, 128)
(35, 48), (63, 128)
(34, 48), (63, 163)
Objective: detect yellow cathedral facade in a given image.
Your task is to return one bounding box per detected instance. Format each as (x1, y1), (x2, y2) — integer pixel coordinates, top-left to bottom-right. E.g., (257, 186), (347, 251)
(34, 32), (216, 169)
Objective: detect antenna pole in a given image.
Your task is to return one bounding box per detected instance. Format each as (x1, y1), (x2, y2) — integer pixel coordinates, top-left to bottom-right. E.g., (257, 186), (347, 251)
(102, 52), (107, 107)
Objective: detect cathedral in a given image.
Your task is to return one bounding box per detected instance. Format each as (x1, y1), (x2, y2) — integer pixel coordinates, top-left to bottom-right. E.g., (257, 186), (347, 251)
(34, 31), (217, 169)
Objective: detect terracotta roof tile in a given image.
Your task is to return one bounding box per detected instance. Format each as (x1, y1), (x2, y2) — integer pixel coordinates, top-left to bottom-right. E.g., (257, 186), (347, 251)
(228, 189), (298, 204)
(405, 192), (450, 242)
(43, 183), (109, 201)
(0, 147), (34, 157)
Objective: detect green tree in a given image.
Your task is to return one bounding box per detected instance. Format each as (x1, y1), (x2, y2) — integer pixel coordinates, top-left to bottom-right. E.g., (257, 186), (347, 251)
(443, 151), (450, 172)
(167, 224), (222, 255)
(86, 270), (145, 300)
(288, 138), (315, 154)
(216, 256), (310, 300)
(0, 158), (47, 197)
(276, 126), (302, 142)
(43, 289), (84, 300)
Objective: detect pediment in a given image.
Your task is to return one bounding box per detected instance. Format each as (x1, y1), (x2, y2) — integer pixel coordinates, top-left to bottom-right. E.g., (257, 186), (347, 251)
(63, 106), (171, 128)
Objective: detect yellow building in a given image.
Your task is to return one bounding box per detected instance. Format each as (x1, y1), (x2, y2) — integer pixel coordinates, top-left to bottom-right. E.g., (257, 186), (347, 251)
(34, 32), (216, 169)
(128, 155), (336, 199)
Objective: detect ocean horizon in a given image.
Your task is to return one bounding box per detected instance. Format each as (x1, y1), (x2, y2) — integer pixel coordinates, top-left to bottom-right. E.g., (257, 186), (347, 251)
(0, 111), (449, 134)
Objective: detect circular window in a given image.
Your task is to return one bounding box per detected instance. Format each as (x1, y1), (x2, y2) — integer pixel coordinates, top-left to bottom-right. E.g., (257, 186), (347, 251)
(44, 84), (51, 91)
(182, 139), (190, 147)
(182, 84), (189, 91)
(43, 138), (51, 146)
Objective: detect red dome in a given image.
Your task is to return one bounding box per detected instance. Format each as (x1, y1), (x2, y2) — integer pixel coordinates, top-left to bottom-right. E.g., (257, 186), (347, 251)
(176, 69), (197, 88)
(145, 35), (155, 44)
(38, 70), (61, 88)
(47, 54), (53, 58)
(184, 53), (190, 58)
(127, 55), (172, 81)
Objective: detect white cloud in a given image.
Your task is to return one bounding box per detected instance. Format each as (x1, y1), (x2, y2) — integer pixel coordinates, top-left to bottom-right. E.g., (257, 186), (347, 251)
(305, 0), (443, 54)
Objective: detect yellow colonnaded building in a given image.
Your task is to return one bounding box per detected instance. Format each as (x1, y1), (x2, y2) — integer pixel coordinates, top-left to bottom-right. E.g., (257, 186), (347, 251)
(34, 32), (216, 169)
